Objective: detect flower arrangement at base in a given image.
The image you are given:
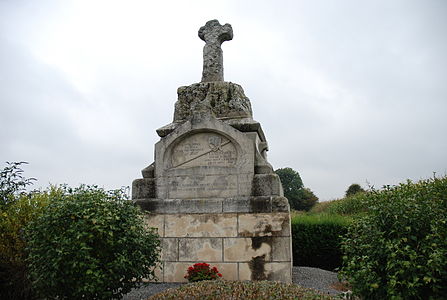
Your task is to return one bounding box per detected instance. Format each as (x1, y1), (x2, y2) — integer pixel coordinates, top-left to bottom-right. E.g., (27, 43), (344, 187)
(184, 263), (223, 282)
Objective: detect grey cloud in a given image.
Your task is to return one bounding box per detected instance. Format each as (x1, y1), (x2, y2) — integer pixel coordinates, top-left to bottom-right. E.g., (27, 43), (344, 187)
(1, 1), (446, 200)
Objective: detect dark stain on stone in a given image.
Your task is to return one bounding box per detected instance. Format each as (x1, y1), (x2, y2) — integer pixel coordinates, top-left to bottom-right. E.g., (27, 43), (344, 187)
(240, 223), (282, 238)
(251, 236), (273, 250)
(264, 224), (273, 235)
(280, 215), (289, 235)
(136, 199), (158, 212)
(249, 197), (270, 213)
(249, 255), (267, 281)
(238, 230), (251, 237)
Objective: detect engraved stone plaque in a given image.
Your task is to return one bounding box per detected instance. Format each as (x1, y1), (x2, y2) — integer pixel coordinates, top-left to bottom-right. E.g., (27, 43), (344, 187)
(154, 119), (255, 199)
(168, 174), (238, 198)
(171, 132), (237, 169)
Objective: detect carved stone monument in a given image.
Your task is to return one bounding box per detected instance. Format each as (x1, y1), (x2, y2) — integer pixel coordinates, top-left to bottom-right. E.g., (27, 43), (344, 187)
(132, 19), (292, 282)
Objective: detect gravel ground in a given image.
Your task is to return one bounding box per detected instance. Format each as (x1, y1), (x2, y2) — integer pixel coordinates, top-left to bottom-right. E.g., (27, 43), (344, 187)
(292, 266), (341, 295)
(121, 266), (342, 300)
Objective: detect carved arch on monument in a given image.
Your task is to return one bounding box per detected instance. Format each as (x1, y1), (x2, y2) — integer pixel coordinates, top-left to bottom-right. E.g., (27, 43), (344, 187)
(164, 129), (240, 171)
(154, 117), (255, 199)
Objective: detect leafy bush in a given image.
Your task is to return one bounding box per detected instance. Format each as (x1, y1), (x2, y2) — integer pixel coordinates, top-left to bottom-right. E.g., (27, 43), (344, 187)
(291, 214), (351, 271)
(184, 263), (222, 282)
(25, 185), (161, 300)
(0, 161), (42, 300)
(0, 162), (35, 208)
(0, 192), (53, 300)
(340, 176), (447, 299)
(148, 280), (336, 300)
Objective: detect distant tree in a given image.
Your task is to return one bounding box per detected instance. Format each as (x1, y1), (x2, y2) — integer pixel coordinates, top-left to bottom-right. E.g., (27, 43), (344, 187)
(275, 168), (303, 193)
(296, 187), (319, 211)
(275, 168), (318, 211)
(345, 183), (365, 197)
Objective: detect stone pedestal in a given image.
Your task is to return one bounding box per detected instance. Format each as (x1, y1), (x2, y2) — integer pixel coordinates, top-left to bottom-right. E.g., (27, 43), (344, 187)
(132, 81), (292, 282)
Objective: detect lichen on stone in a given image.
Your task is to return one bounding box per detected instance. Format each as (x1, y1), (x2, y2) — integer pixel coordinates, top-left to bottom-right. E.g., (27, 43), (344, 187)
(173, 81), (253, 122)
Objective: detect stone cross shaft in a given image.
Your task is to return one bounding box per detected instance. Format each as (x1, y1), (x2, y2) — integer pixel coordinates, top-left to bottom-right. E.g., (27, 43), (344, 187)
(199, 20), (233, 82)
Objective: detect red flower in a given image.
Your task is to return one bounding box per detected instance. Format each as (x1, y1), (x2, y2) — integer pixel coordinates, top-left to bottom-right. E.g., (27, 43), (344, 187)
(184, 262), (223, 282)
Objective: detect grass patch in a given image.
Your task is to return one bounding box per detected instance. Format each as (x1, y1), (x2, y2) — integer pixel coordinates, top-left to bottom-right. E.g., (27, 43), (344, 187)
(310, 193), (369, 216)
(291, 213), (352, 226)
(148, 280), (337, 299)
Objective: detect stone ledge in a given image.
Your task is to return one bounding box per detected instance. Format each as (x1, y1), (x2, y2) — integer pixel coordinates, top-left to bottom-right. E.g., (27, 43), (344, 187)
(134, 196), (289, 214)
(223, 197), (272, 213)
(156, 118), (267, 141)
(132, 178), (156, 199)
(252, 174), (282, 196)
(156, 122), (180, 138)
(224, 118), (266, 142)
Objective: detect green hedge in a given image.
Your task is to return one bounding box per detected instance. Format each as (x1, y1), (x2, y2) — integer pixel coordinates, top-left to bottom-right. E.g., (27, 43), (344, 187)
(340, 176), (447, 299)
(291, 214), (351, 271)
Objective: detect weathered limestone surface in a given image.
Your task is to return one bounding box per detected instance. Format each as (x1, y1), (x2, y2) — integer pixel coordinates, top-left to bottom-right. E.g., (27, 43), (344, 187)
(238, 213), (290, 237)
(141, 211), (293, 282)
(132, 19), (292, 283)
(164, 214), (238, 237)
(239, 262), (292, 282)
(199, 19), (233, 82)
(173, 82), (252, 122)
(224, 238), (272, 262)
(179, 238), (222, 261)
(142, 212), (292, 282)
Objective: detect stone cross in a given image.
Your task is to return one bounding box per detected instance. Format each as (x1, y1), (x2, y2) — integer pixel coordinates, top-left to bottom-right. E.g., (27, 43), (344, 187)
(198, 20), (233, 82)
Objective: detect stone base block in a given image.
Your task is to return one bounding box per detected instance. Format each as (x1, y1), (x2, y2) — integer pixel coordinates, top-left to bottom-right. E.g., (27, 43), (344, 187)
(143, 211), (292, 283)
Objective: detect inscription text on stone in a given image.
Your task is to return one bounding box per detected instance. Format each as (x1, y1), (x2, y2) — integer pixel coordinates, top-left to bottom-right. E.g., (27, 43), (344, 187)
(171, 132), (237, 168)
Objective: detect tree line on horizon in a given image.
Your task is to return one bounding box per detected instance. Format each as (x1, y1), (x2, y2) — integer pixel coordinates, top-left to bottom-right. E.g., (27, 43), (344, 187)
(275, 167), (365, 211)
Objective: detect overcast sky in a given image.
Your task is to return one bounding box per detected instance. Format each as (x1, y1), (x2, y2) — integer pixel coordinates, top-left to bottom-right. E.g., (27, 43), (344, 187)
(1, 0), (446, 201)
